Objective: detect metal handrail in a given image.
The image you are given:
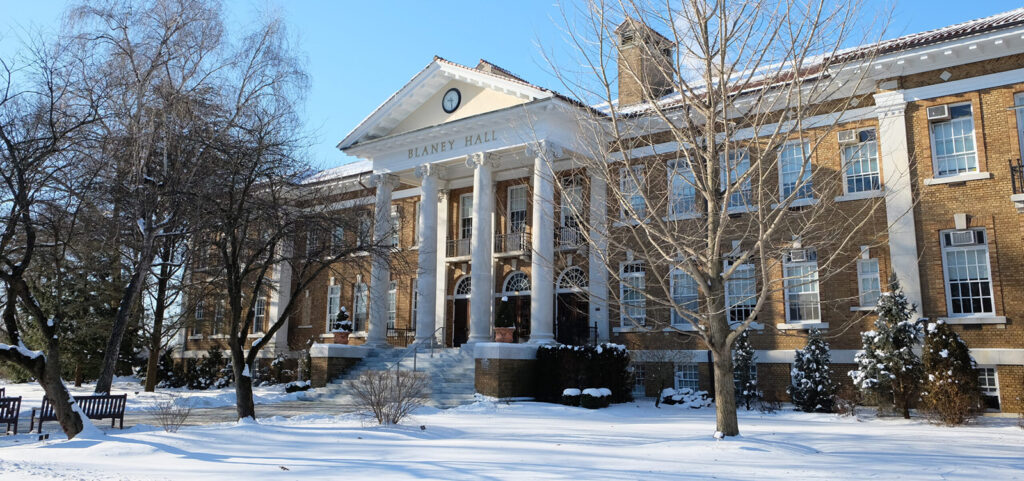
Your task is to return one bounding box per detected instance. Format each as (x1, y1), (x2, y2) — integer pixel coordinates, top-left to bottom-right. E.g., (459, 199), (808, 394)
(386, 325), (445, 375)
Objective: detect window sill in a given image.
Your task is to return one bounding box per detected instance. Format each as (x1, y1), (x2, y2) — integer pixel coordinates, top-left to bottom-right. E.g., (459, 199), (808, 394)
(247, 333), (264, 339)
(663, 323), (764, 332)
(771, 198), (818, 209)
(727, 205), (757, 214)
(612, 219), (650, 227)
(938, 316), (1006, 325)
(924, 172), (992, 185)
(187, 335), (204, 340)
(446, 255), (471, 262)
(613, 326), (647, 333)
(663, 213), (701, 221)
(297, 325), (313, 329)
(776, 322), (828, 330)
(835, 190), (884, 202)
(849, 306), (877, 312)
(209, 334), (228, 339)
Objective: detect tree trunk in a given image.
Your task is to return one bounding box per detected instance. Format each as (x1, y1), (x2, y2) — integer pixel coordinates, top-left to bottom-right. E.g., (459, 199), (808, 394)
(74, 363), (83, 387)
(144, 266), (170, 392)
(95, 246), (155, 394)
(711, 346), (739, 437)
(42, 341), (86, 439)
(230, 339), (256, 420)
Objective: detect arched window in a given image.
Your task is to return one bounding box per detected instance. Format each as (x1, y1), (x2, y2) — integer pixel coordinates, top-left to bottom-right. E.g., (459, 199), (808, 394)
(503, 271), (530, 294)
(454, 276), (472, 297)
(558, 266), (588, 292)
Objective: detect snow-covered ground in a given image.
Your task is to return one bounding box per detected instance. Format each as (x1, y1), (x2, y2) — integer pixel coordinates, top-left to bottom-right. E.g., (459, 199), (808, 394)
(1, 400), (1021, 480)
(0, 377), (306, 416)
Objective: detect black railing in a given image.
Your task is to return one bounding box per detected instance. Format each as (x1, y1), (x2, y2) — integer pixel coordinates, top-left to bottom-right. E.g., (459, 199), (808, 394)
(494, 231), (530, 253)
(1011, 158), (1024, 195)
(555, 225), (585, 249)
(446, 237), (471, 257)
(387, 327), (415, 348)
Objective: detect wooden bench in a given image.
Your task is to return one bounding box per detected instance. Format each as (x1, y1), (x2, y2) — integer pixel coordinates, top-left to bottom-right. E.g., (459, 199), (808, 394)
(0, 396), (21, 435)
(31, 394), (127, 432)
(0, 387), (5, 398)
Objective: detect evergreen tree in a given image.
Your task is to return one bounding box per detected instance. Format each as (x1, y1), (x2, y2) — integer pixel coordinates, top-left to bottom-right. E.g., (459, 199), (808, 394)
(849, 278), (923, 419)
(921, 321), (980, 424)
(788, 329), (836, 412)
(732, 331), (760, 410)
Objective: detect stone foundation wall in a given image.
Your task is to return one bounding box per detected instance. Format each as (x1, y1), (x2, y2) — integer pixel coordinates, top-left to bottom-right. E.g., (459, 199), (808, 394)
(309, 344), (369, 387)
(473, 343), (538, 399)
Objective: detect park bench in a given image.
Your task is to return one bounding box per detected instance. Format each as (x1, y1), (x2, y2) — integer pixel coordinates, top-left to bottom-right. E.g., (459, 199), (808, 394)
(31, 394), (127, 432)
(0, 387), (5, 397)
(1, 395), (21, 435)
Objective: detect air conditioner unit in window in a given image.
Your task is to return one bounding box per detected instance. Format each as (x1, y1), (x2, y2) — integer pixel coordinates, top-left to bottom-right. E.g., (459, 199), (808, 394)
(837, 129), (857, 144)
(948, 230), (977, 246)
(927, 105), (950, 121)
(788, 248), (808, 262)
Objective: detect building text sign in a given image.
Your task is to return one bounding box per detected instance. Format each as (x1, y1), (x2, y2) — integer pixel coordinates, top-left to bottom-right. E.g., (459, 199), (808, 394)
(408, 130), (498, 159)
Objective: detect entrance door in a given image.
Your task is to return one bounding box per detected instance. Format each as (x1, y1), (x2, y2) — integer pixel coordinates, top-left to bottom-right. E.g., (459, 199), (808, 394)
(556, 293), (590, 345)
(453, 299), (469, 347)
(508, 295), (531, 342)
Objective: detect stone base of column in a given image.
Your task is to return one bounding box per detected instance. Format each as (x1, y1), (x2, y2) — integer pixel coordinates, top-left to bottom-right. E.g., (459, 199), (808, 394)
(473, 343), (538, 399)
(309, 344), (369, 387)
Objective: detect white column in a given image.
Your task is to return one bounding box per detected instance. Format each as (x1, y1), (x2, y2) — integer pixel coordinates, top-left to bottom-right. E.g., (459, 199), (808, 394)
(366, 173), (398, 348)
(434, 190), (449, 344)
(467, 153), (495, 344)
(269, 239), (292, 354)
(414, 164), (443, 344)
(530, 144), (556, 344)
(874, 91), (923, 313)
(588, 170), (610, 341)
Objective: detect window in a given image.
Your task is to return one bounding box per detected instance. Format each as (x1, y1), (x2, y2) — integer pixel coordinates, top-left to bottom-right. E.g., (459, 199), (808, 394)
(783, 248), (820, 323)
(192, 300), (205, 337)
(619, 166), (646, 219)
(387, 281), (397, 329)
(670, 268), (699, 326)
(857, 258), (881, 307)
(331, 226), (345, 255)
(779, 141), (813, 200)
(390, 205), (400, 247)
(720, 150), (751, 209)
(410, 278), (418, 331)
(941, 228), (994, 316)
(725, 261), (756, 325)
(930, 103), (978, 177)
(353, 282), (368, 331)
(674, 363), (700, 391)
(357, 213), (372, 247)
(326, 284), (341, 331)
(212, 302), (224, 335)
(560, 176), (584, 228)
(508, 185), (528, 234)
(252, 297), (266, 334)
(1015, 93), (1024, 159)
(668, 159), (696, 217)
(306, 230), (319, 257)
(459, 194), (473, 240)
(842, 129), (880, 193)
(620, 261), (646, 326)
(978, 367), (1000, 410)
(195, 300), (205, 321)
(412, 201), (420, 247)
(631, 363), (646, 397)
(503, 271), (530, 294)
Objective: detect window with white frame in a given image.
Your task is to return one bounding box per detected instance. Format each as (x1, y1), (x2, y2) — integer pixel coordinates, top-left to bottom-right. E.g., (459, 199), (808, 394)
(327, 284), (341, 331)
(668, 158), (697, 217)
(783, 248), (821, 323)
(306, 230), (319, 257)
(561, 176), (584, 228)
(720, 150), (751, 209)
(842, 129), (880, 194)
(191, 300), (205, 337)
(619, 165), (646, 219)
(857, 258), (881, 307)
(620, 261), (646, 326)
(459, 194), (473, 240)
(670, 267), (699, 326)
(353, 282), (368, 331)
(331, 226), (345, 255)
(779, 141), (813, 200)
(725, 261), (756, 325)
(674, 362), (700, 391)
(410, 278), (418, 331)
(390, 205), (400, 247)
(930, 103), (978, 177)
(978, 367), (999, 409)
(631, 363), (646, 397)
(941, 228), (994, 316)
(195, 300), (205, 321)
(387, 281), (397, 329)
(212, 302), (224, 335)
(508, 185), (528, 235)
(357, 213), (371, 247)
(252, 297), (266, 334)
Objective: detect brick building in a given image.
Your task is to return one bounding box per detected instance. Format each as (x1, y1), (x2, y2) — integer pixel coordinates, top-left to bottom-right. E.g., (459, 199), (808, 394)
(180, 9), (1024, 413)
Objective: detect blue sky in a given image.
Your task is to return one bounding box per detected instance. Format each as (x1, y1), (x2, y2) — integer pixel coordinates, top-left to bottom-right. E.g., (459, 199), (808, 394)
(2, 1), (1022, 171)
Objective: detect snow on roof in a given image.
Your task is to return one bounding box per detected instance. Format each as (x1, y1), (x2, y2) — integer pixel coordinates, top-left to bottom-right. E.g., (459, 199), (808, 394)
(302, 160), (372, 184)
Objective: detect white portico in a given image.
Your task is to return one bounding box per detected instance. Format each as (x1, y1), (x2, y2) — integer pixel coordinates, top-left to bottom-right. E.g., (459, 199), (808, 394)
(337, 57), (609, 348)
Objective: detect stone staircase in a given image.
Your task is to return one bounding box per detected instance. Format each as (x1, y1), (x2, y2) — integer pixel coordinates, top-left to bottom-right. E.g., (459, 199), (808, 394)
(315, 347), (478, 409)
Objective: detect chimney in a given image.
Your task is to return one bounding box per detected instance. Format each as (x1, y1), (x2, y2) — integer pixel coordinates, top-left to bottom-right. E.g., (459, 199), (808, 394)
(615, 18), (674, 106)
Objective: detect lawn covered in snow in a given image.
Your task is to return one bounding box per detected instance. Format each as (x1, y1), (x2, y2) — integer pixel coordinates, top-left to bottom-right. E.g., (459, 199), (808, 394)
(0, 377), (306, 416)
(1, 400), (1022, 480)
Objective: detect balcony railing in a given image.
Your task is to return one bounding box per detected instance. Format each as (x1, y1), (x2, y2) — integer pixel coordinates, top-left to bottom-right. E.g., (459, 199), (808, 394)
(494, 231), (530, 254)
(1011, 158), (1024, 195)
(556, 225), (585, 249)
(446, 237), (471, 257)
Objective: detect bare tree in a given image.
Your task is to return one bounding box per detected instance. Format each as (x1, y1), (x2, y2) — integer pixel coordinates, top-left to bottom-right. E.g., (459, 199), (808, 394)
(0, 38), (98, 439)
(545, 0), (893, 436)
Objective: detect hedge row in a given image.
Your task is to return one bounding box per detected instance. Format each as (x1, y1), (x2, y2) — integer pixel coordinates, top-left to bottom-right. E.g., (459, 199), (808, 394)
(535, 343), (631, 404)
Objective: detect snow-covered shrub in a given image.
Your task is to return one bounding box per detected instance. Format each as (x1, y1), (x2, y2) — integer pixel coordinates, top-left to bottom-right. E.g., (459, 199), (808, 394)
(561, 388), (581, 406)
(659, 388), (711, 408)
(849, 279), (922, 419)
(920, 321), (980, 425)
(284, 380), (311, 393)
(732, 331), (760, 410)
(155, 350), (185, 388)
(350, 370), (428, 425)
(535, 343), (631, 404)
(788, 329), (836, 413)
(580, 388), (612, 409)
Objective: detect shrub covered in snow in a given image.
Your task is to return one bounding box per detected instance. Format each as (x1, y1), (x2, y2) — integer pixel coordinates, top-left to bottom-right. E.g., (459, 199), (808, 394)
(788, 329), (836, 413)
(849, 279), (922, 419)
(284, 380), (312, 393)
(535, 343), (631, 404)
(920, 321), (980, 425)
(659, 388), (711, 408)
(580, 388), (612, 409)
(561, 388), (581, 406)
(732, 331), (760, 410)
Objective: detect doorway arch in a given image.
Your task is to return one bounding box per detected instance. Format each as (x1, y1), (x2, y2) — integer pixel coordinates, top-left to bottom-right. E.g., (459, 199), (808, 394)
(556, 266), (590, 345)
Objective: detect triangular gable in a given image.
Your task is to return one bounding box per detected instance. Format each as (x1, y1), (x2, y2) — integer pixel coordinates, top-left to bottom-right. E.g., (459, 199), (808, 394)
(337, 57), (554, 151)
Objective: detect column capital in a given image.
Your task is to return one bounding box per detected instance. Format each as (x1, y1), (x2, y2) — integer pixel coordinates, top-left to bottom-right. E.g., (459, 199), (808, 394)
(873, 91), (907, 119)
(465, 152), (496, 169)
(527, 140), (563, 160)
(371, 172), (400, 189)
(414, 163), (446, 180)
(438, 188), (450, 202)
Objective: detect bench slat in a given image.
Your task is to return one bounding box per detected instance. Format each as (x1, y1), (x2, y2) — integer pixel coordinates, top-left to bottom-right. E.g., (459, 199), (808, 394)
(33, 394), (127, 431)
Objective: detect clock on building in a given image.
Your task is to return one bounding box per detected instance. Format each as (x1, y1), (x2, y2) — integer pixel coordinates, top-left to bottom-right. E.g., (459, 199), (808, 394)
(442, 88), (461, 113)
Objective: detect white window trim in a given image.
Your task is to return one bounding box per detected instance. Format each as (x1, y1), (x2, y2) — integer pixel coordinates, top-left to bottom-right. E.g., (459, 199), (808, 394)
(781, 251), (822, 325)
(560, 176), (584, 228)
(667, 159), (697, 219)
(326, 284), (342, 333)
(618, 165), (646, 220)
(619, 261), (646, 327)
(840, 130), (882, 196)
(940, 228), (996, 319)
(977, 366), (1001, 408)
(673, 362), (700, 391)
(834, 189), (885, 202)
(927, 101), (981, 179)
(459, 193), (473, 240)
(923, 171), (992, 185)
(507, 184), (528, 235)
(856, 258), (881, 309)
(252, 297), (266, 334)
(720, 149), (752, 212)
(353, 282), (369, 332)
(725, 261), (762, 330)
(777, 140), (813, 202)
(387, 280), (397, 329)
(669, 267), (698, 327)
